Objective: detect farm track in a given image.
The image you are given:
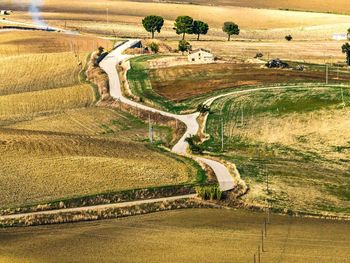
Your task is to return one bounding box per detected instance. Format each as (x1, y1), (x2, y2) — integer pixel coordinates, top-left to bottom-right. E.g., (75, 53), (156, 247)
(0, 194), (197, 221)
(99, 40), (236, 192)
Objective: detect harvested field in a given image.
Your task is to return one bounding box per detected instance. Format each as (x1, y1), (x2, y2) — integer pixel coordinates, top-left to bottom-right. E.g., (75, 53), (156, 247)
(167, 40), (349, 64)
(150, 62), (350, 101)
(205, 87), (350, 216)
(2, 0), (350, 39)
(135, 0), (350, 15)
(0, 31), (110, 55)
(0, 209), (349, 262)
(0, 128), (200, 208)
(0, 30), (201, 209)
(7, 107), (174, 142)
(0, 52), (84, 96)
(0, 85), (95, 125)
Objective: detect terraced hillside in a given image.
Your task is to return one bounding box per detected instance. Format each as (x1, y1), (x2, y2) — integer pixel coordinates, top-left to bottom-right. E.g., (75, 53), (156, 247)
(0, 31), (202, 209)
(204, 87), (350, 216)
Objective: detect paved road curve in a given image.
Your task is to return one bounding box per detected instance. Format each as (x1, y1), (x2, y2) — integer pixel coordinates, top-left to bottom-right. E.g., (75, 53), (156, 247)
(99, 40), (235, 191)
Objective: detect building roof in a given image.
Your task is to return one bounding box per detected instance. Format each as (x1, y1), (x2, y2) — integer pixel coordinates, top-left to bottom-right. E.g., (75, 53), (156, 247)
(190, 48), (212, 55)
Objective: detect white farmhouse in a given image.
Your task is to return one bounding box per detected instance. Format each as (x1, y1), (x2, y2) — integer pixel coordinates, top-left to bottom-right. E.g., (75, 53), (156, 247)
(188, 48), (215, 63)
(332, 33), (348, 41)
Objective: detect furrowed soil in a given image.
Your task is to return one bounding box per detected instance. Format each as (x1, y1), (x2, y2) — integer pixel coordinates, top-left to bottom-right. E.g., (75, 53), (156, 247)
(150, 62), (350, 101)
(0, 209), (349, 263)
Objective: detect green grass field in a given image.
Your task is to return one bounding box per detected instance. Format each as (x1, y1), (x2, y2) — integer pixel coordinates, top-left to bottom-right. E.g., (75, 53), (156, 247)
(204, 86), (350, 216)
(0, 209), (349, 263)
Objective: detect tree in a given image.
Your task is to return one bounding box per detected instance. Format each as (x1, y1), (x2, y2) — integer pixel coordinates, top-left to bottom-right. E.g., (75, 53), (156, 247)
(222, 22), (240, 41)
(174, 16), (193, 40)
(285, 35), (293, 41)
(149, 42), (159, 53)
(178, 40), (191, 54)
(192, 20), (209, 41)
(347, 28), (350, 40)
(142, 15), (164, 39)
(342, 42), (350, 66)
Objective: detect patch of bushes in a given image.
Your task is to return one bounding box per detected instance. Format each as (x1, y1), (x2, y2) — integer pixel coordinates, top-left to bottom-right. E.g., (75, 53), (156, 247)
(195, 184), (222, 200)
(185, 135), (204, 154)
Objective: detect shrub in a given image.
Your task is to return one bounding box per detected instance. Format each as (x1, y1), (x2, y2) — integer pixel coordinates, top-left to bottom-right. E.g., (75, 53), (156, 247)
(149, 42), (159, 53)
(285, 35), (293, 41)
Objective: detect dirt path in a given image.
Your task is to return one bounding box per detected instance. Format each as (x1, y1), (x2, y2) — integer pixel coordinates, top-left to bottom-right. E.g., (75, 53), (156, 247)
(0, 194), (197, 221)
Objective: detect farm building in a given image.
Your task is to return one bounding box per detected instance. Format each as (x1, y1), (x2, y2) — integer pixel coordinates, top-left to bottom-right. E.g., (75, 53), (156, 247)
(0, 10), (12, 15)
(188, 48), (215, 63)
(332, 33), (348, 40)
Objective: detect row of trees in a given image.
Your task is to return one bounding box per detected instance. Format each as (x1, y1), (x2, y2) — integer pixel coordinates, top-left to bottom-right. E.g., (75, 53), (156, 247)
(142, 15), (239, 41)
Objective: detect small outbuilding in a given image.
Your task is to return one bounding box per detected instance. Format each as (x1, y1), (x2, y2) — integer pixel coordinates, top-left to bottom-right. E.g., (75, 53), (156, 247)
(332, 33), (348, 41)
(0, 10), (12, 15)
(188, 48), (214, 63)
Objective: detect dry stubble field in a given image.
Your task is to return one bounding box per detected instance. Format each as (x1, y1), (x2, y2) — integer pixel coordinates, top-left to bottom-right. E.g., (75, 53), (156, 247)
(2, 0), (350, 40)
(0, 30), (201, 209)
(0, 209), (349, 263)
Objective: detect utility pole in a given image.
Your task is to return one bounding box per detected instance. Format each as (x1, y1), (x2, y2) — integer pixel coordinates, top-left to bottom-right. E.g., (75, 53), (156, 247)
(261, 230), (265, 252)
(149, 114), (153, 143)
(266, 167), (269, 193)
(254, 254), (256, 263)
(326, 64), (329, 85)
(221, 117), (224, 151)
(264, 219), (267, 237)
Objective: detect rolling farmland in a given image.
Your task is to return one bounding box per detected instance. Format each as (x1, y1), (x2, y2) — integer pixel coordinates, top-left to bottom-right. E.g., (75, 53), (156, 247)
(0, 31), (202, 209)
(0, 209), (349, 263)
(150, 62), (350, 101)
(205, 87), (350, 216)
(2, 0), (350, 40)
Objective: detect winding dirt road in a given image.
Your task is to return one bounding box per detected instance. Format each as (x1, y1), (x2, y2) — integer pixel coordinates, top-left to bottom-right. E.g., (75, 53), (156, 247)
(99, 40), (235, 191)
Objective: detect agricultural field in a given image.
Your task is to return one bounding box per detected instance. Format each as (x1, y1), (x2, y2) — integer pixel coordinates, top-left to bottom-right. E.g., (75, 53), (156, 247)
(2, 0), (350, 40)
(150, 62), (350, 101)
(127, 55), (350, 114)
(0, 126), (200, 209)
(135, 0), (350, 15)
(0, 30), (202, 209)
(0, 209), (349, 263)
(204, 87), (350, 216)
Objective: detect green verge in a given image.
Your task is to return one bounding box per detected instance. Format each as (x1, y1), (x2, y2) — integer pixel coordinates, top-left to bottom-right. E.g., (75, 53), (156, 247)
(127, 55), (190, 113)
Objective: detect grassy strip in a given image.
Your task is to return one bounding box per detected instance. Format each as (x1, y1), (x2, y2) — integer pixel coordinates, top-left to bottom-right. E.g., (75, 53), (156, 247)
(127, 55), (189, 113)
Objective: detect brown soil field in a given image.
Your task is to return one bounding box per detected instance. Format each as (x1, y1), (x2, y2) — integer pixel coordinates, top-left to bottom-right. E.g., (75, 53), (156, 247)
(150, 62), (350, 101)
(2, 0), (350, 40)
(0, 209), (349, 263)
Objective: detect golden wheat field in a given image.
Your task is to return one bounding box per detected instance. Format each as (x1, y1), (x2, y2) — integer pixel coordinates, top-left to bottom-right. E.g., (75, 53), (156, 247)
(0, 127), (199, 208)
(2, 0), (350, 40)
